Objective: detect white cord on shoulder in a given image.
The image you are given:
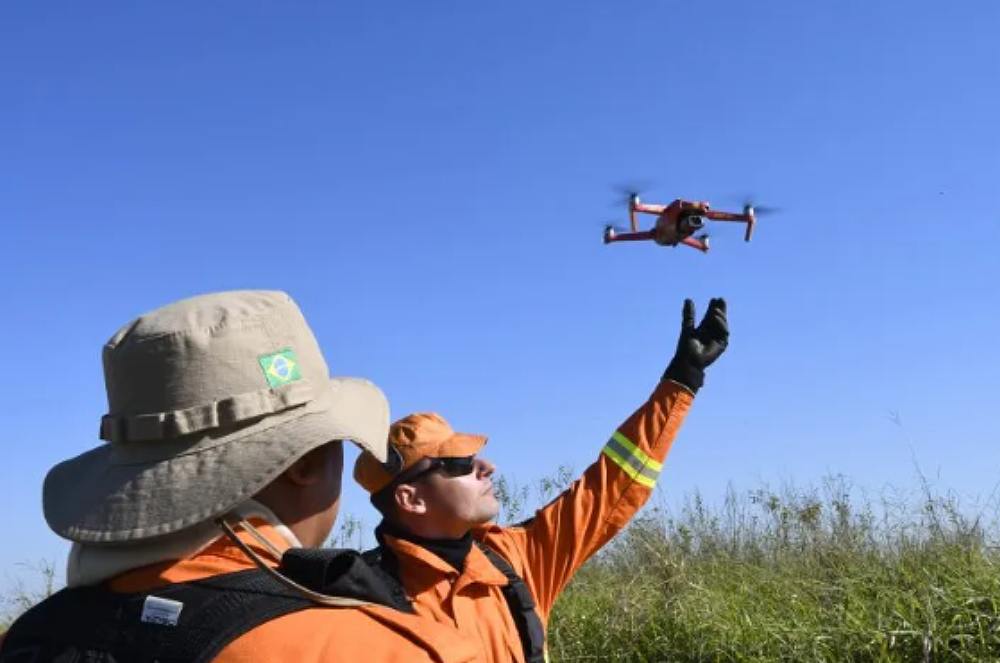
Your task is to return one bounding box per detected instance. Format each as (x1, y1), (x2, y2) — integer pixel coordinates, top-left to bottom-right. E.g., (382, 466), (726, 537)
(215, 517), (370, 608)
(234, 516), (285, 559)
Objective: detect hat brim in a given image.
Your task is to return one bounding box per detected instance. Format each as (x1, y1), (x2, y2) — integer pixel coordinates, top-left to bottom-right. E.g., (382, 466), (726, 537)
(440, 432), (488, 458)
(44, 377), (388, 544)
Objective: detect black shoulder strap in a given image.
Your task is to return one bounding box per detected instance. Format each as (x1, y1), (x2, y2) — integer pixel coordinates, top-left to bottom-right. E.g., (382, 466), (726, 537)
(2, 548), (414, 663)
(0, 569), (311, 663)
(474, 542), (547, 663)
(360, 545), (413, 611)
(284, 547), (413, 613)
(359, 541), (546, 663)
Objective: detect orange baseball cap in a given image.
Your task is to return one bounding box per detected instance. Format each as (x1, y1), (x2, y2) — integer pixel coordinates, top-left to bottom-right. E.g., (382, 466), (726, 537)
(354, 412), (487, 494)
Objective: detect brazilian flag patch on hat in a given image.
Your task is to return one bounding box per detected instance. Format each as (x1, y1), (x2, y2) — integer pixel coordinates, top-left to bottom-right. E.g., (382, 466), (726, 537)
(258, 348), (302, 388)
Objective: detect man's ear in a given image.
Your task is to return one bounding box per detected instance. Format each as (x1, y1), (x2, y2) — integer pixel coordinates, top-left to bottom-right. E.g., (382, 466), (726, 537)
(395, 483), (428, 516)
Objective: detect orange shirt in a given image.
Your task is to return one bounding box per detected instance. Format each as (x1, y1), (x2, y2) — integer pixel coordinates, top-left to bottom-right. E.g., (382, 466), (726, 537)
(105, 522), (482, 663)
(382, 380), (694, 663)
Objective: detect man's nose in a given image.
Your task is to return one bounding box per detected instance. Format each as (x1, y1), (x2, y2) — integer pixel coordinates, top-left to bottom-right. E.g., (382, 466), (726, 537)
(476, 457), (495, 478)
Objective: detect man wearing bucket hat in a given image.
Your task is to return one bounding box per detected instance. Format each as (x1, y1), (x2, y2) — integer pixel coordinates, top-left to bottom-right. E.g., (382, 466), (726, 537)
(354, 298), (729, 663)
(1, 291), (478, 662)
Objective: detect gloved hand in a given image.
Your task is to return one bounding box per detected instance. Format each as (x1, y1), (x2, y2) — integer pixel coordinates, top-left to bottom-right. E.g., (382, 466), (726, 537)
(662, 298), (729, 394)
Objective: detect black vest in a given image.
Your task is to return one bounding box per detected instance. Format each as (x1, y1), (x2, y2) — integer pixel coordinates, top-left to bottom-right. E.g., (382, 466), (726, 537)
(362, 541), (546, 663)
(1, 544), (545, 663)
(0, 548), (411, 663)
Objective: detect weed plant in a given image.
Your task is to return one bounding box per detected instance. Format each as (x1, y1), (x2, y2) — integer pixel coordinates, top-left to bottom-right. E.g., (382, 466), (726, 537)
(546, 477), (1000, 662)
(3, 475), (997, 662)
(1, 561), (55, 632)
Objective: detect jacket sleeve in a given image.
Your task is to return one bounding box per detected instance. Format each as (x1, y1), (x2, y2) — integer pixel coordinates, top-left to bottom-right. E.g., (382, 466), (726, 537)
(483, 379), (694, 622)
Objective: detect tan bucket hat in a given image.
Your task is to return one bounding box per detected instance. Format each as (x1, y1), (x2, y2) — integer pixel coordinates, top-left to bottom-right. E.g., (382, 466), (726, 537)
(43, 290), (389, 544)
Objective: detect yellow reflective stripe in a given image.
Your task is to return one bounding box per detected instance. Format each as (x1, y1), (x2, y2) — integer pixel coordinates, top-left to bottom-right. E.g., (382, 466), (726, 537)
(601, 431), (660, 489)
(602, 445), (657, 488)
(611, 431), (663, 472)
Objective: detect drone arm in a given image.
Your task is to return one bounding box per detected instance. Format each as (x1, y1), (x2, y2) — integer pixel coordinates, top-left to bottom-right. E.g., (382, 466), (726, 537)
(633, 202), (667, 215)
(605, 230), (657, 243)
(703, 210), (747, 222)
(702, 208), (756, 242)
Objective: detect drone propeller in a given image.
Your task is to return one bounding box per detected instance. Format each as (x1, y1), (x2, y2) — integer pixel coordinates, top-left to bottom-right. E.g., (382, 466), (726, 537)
(614, 180), (653, 195)
(611, 181), (653, 208)
(732, 194), (782, 216)
(747, 203), (782, 215)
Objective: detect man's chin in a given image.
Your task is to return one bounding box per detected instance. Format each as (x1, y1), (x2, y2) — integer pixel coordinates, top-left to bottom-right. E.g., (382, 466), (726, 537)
(480, 500), (501, 524)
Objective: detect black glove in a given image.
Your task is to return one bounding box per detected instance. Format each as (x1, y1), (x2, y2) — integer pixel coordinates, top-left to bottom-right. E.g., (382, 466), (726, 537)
(662, 298), (729, 394)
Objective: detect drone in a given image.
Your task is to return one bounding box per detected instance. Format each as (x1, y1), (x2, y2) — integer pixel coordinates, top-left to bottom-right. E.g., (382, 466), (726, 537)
(603, 193), (775, 253)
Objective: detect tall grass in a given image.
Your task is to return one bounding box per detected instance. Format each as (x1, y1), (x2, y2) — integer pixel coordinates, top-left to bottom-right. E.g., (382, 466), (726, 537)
(1, 560), (56, 632)
(546, 477), (1000, 662)
(3, 476), (998, 662)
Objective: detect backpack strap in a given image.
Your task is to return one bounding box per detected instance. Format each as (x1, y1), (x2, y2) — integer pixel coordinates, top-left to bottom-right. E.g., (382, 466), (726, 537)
(474, 542), (547, 663)
(1, 548), (413, 663)
(359, 540), (547, 663)
(0, 569), (311, 663)
(283, 547), (413, 613)
(360, 545), (413, 611)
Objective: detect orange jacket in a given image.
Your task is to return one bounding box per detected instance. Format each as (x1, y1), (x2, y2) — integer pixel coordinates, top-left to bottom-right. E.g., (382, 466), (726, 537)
(381, 380), (694, 663)
(20, 522), (481, 663)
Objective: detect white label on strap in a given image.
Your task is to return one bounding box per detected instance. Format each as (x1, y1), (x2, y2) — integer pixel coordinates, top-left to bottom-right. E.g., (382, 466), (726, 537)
(141, 595), (184, 626)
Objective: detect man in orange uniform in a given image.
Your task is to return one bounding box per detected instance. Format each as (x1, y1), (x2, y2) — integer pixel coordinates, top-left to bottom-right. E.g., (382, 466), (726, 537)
(1, 291), (479, 663)
(354, 297), (730, 662)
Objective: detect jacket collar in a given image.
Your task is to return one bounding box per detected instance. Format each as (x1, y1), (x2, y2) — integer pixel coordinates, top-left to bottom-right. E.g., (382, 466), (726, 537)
(375, 520), (473, 572)
(378, 526), (508, 588)
(67, 500), (298, 588)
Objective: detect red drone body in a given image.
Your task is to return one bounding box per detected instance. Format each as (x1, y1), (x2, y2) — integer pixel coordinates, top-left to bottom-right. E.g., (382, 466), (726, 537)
(603, 195), (760, 253)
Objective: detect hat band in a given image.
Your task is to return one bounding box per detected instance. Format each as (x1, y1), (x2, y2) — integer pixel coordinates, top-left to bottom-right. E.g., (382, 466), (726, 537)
(99, 380), (316, 443)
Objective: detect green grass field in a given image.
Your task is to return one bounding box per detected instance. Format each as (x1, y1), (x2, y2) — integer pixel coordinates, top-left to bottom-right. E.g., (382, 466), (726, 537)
(4, 476), (999, 661)
(544, 479), (1000, 662)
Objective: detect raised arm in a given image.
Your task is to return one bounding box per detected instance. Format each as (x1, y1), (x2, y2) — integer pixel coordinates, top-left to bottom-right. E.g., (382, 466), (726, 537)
(484, 298), (729, 621)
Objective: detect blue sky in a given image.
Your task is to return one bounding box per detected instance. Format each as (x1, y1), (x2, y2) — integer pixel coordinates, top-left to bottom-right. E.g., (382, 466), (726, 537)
(2, 2), (999, 587)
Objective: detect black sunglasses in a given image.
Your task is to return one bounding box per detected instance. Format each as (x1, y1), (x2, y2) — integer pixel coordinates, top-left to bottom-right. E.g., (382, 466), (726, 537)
(394, 455), (478, 485)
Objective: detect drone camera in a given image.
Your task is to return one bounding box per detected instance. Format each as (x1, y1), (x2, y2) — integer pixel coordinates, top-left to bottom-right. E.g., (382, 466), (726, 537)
(679, 215), (705, 234)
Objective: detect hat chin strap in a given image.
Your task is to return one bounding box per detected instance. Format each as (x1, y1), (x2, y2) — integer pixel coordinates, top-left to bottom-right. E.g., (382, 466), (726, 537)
(215, 517), (369, 608)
